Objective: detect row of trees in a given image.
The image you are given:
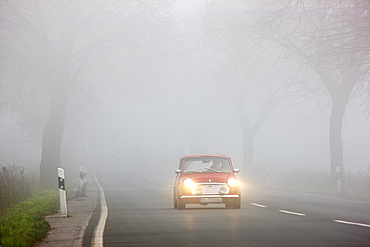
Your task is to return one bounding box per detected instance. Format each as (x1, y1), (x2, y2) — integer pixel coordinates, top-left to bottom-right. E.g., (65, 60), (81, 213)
(1, 0), (176, 187)
(202, 0), (370, 188)
(1, 0), (369, 191)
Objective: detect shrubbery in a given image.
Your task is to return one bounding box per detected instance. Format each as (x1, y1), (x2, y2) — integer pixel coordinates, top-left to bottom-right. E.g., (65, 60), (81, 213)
(0, 165), (59, 246)
(0, 190), (59, 247)
(0, 165), (34, 216)
(356, 165), (370, 195)
(250, 163), (370, 198)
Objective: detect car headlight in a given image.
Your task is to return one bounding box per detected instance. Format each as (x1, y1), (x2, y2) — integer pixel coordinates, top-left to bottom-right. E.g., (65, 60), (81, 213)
(227, 177), (238, 187)
(183, 178), (194, 187)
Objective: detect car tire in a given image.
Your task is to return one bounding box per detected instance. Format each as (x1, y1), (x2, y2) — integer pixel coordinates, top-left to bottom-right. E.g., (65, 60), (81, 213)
(233, 198), (241, 209)
(177, 198), (186, 209)
(173, 189), (178, 209)
(174, 197), (178, 209)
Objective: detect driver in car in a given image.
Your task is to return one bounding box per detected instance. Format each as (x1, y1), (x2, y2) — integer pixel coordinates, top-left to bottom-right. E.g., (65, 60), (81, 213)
(210, 160), (227, 172)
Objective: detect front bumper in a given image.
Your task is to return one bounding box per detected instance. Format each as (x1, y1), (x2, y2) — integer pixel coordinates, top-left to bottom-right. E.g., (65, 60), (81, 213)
(180, 194), (240, 204)
(180, 194), (240, 199)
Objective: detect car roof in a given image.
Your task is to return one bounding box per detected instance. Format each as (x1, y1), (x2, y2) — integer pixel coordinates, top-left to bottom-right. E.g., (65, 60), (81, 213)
(182, 154), (230, 159)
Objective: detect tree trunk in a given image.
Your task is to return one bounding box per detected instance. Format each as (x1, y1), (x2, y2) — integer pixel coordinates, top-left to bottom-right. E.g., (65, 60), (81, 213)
(39, 94), (68, 188)
(39, 59), (72, 188)
(242, 127), (254, 178)
(329, 95), (348, 192)
(234, 99), (255, 177)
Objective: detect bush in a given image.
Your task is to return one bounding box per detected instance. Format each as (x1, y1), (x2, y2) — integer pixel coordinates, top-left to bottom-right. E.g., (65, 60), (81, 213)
(0, 190), (59, 247)
(357, 165), (370, 195)
(251, 164), (370, 198)
(273, 169), (332, 193)
(0, 165), (34, 216)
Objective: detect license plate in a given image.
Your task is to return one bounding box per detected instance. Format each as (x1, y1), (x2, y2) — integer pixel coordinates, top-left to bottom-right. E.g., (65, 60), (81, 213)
(200, 198), (222, 203)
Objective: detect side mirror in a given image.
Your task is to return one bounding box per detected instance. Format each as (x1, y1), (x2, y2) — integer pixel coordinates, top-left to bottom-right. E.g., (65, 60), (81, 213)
(233, 169), (239, 173)
(175, 169), (181, 174)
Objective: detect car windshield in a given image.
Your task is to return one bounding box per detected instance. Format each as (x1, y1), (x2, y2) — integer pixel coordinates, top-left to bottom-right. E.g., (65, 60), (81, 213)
(183, 158), (231, 174)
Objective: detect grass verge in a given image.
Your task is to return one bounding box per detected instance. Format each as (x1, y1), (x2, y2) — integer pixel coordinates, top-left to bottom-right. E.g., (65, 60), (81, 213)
(248, 165), (370, 200)
(0, 190), (59, 247)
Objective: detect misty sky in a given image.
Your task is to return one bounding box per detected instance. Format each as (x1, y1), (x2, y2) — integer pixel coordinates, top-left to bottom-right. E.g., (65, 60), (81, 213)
(0, 0), (369, 175)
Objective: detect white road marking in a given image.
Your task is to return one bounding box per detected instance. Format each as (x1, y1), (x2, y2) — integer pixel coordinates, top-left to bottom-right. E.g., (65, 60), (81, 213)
(334, 220), (370, 228)
(91, 172), (108, 247)
(137, 173), (171, 187)
(250, 203), (267, 208)
(279, 210), (306, 216)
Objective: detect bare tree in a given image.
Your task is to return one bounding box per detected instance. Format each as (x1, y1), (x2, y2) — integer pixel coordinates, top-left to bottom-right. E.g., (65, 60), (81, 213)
(253, 0), (370, 190)
(202, 1), (302, 176)
(1, 0), (174, 187)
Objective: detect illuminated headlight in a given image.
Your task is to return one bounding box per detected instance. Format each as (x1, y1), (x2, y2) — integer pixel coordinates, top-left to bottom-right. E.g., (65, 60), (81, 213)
(183, 178), (194, 187)
(227, 178), (238, 187)
(219, 185), (230, 194)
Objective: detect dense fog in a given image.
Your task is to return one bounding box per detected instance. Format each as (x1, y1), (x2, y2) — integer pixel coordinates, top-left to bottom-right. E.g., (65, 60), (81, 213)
(0, 0), (369, 185)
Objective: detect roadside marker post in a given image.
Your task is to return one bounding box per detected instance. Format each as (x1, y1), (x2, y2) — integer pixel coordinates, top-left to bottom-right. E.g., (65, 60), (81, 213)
(79, 165), (87, 194)
(266, 168), (271, 188)
(58, 168), (68, 217)
(336, 166), (341, 193)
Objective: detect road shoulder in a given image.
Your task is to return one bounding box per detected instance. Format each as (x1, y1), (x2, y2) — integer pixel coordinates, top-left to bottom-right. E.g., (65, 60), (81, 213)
(35, 179), (98, 247)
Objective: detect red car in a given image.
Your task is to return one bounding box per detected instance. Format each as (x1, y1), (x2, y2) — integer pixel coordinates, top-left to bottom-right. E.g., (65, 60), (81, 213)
(173, 154), (241, 209)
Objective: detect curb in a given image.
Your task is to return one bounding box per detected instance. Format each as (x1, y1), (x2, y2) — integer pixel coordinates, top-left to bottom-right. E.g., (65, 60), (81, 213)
(35, 177), (98, 247)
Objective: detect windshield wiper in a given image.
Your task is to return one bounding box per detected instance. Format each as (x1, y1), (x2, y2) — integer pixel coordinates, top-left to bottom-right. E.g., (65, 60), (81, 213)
(184, 170), (202, 173)
(204, 168), (221, 173)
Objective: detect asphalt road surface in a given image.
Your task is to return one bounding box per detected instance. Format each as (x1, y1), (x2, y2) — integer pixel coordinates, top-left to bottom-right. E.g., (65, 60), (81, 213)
(91, 165), (370, 247)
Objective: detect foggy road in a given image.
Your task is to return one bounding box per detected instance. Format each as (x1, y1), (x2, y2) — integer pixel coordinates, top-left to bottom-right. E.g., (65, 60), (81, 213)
(2, 2), (370, 247)
(88, 165), (370, 247)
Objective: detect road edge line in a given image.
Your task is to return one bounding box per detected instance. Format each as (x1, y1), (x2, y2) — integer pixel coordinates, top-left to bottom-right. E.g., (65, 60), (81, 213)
(91, 171), (108, 247)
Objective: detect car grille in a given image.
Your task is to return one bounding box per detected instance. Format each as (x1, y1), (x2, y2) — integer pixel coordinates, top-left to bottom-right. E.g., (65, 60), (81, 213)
(194, 183), (228, 194)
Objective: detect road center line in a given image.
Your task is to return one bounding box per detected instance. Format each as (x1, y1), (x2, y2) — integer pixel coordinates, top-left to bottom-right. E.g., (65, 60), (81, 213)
(250, 203), (267, 208)
(91, 172), (108, 247)
(279, 210), (306, 216)
(334, 220), (370, 228)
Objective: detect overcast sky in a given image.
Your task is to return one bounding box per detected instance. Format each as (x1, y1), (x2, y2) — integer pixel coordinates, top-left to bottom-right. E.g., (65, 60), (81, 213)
(0, 0), (369, 176)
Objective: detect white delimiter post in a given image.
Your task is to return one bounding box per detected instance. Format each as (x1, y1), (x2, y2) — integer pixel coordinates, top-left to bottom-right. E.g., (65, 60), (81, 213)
(336, 166), (341, 193)
(266, 168), (271, 188)
(80, 165), (87, 191)
(58, 168), (68, 217)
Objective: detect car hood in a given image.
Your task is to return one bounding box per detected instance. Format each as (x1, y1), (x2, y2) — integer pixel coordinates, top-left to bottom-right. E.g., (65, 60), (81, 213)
(182, 172), (232, 183)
